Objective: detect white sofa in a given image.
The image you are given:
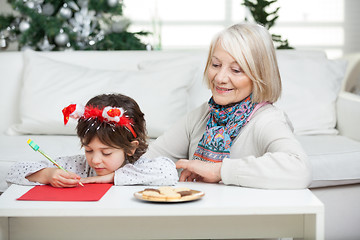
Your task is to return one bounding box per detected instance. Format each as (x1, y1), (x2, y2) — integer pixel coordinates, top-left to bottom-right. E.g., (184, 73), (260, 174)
(1, 49), (360, 240)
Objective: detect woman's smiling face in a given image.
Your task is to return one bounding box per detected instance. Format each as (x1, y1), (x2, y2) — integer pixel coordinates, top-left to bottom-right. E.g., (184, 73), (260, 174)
(208, 43), (253, 106)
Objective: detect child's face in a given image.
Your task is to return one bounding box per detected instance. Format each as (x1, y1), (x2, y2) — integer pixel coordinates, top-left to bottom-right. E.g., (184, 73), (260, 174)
(84, 136), (126, 176)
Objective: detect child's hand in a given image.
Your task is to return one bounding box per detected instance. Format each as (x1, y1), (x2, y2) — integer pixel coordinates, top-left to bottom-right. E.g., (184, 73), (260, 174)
(26, 168), (82, 188)
(45, 168), (82, 188)
(81, 172), (115, 184)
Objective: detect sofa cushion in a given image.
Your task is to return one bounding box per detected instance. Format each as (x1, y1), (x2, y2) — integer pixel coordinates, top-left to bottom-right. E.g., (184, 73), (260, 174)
(8, 50), (198, 138)
(275, 51), (347, 135)
(297, 135), (360, 188)
(138, 52), (212, 111)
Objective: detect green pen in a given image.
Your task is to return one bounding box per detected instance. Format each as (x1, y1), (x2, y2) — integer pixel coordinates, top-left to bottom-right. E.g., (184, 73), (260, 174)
(27, 139), (84, 187)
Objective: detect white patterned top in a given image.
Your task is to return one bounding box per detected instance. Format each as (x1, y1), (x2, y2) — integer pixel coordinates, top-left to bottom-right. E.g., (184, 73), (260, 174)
(6, 155), (178, 186)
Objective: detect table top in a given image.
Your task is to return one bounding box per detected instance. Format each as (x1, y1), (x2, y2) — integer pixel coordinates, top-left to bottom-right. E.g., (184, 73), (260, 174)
(0, 182), (323, 217)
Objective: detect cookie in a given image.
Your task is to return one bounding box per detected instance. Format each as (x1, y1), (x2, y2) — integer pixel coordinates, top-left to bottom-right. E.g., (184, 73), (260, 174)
(177, 190), (192, 197)
(142, 190), (166, 200)
(174, 187), (191, 192)
(143, 188), (160, 193)
(158, 186), (174, 193)
(165, 192), (182, 200)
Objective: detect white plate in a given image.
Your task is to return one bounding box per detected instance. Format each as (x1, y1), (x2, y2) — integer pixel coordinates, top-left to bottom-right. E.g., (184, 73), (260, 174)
(134, 189), (205, 203)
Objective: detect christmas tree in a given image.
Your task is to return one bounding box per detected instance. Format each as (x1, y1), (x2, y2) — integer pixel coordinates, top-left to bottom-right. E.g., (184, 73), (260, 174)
(242, 0), (293, 49)
(0, 0), (149, 51)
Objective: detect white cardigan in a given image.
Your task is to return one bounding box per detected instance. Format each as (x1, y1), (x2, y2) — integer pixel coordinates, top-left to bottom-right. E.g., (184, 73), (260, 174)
(145, 102), (312, 189)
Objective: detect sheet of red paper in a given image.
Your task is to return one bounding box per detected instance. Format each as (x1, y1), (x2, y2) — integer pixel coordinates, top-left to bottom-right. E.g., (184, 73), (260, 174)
(17, 183), (113, 201)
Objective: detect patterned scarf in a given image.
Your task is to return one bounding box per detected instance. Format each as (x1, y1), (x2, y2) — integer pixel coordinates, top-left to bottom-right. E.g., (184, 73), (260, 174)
(193, 94), (257, 162)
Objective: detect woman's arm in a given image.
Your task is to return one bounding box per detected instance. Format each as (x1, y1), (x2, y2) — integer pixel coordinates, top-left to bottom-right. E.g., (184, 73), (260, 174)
(176, 107), (312, 189)
(221, 110), (311, 189)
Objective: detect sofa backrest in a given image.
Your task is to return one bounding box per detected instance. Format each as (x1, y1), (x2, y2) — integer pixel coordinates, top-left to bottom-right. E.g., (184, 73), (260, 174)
(0, 50), (211, 137)
(0, 49), (347, 137)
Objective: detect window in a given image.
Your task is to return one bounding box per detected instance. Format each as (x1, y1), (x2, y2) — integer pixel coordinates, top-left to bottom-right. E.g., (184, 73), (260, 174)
(124, 0), (345, 58)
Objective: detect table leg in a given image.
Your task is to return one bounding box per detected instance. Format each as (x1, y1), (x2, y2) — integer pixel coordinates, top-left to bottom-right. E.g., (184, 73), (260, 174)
(0, 217), (9, 240)
(304, 213), (324, 240)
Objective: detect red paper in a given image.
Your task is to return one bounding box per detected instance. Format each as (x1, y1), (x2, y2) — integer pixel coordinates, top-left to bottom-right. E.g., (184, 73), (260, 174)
(17, 183), (113, 201)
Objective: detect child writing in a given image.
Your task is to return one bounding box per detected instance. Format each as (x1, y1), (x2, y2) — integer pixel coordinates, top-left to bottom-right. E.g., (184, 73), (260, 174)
(7, 93), (178, 187)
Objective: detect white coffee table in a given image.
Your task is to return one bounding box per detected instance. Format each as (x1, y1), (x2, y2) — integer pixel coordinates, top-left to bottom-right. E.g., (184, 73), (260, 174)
(0, 182), (324, 240)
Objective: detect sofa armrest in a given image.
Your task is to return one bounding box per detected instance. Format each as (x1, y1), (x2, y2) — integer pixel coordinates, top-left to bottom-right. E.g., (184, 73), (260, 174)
(336, 91), (360, 141)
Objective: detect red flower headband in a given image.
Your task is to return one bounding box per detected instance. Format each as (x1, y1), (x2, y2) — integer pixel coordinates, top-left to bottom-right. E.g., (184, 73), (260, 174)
(62, 104), (137, 138)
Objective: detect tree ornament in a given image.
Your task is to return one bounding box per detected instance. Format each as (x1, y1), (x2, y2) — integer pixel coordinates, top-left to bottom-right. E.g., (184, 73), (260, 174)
(67, 1), (80, 11)
(99, 13), (115, 34)
(69, 6), (95, 39)
(65, 42), (73, 50)
(0, 34), (8, 50)
(77, 0), (89, 8)
(59, 3), (72, 19)
(107, 0), (118, 7)
(19, 20), (30, 32)
(111, 15), (130, 33)
(37, 36), (55, 51)
(7, 24), (17, 41)
(54, 29), (69, 46)
(27, 0), (44, 13)
(146, 44), (152, 51)
(42, 3), (55, 16)
(25, 1), (35, 9)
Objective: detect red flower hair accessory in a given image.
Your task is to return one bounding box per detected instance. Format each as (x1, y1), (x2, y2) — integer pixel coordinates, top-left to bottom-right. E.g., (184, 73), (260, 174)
(62, 104), (137, 138)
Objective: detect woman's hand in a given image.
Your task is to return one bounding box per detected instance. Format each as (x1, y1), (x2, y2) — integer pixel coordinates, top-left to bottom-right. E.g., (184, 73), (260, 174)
(176, 159), (222, 183)
(81, 172), (115, 184)
(26, 168), (82, 188)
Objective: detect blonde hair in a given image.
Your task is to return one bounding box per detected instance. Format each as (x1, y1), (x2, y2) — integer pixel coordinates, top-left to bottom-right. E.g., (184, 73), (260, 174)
(204, 22), (282, 103)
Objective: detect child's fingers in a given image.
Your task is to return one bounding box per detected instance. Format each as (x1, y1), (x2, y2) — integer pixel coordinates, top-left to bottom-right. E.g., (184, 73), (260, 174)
(61, 176), (81, 186)
(63, 171), (81, 180)
(51, 177), (79, 187)
(50, 169), (81, 187)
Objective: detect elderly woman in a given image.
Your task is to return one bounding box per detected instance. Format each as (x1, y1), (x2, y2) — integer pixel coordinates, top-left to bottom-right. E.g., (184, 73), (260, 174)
(144, 23), (311, 189)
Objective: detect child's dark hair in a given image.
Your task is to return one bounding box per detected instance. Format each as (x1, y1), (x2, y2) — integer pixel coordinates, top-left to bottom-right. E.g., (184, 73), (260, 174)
(76, 93), (148, 163)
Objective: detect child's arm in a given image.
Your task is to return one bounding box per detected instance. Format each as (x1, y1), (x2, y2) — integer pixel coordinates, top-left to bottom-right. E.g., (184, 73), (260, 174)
(25, 168), (82, 188)
(6, 155), (88, 187)
(81, 173), (115, 184)
(115, 156), (178, 186)
(81, 156), (178, 186)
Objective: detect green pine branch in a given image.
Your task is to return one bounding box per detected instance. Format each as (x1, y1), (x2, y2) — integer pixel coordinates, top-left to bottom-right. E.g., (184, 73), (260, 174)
(0, 15), (15, 31)
(88, 0), (123, 14)
(242, 0), (293, 49)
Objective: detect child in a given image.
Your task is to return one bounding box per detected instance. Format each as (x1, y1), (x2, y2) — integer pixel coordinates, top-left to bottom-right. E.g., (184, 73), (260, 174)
(7, 93), (178, 187)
